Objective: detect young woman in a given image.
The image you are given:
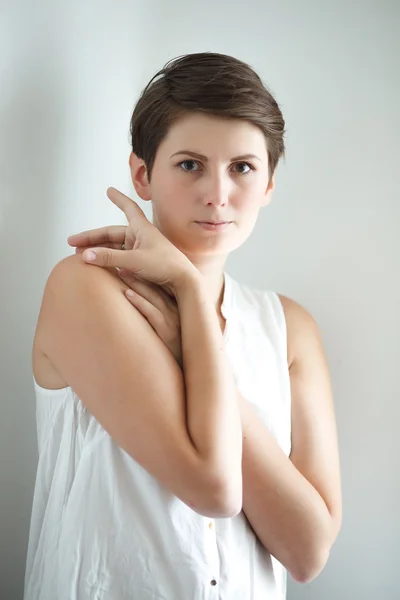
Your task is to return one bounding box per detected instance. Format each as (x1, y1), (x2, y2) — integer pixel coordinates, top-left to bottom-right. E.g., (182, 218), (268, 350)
(25, 52), (342, 599)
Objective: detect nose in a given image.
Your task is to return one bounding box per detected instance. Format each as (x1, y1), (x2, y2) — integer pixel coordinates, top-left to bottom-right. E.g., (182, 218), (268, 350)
(199, 170), (230, 207)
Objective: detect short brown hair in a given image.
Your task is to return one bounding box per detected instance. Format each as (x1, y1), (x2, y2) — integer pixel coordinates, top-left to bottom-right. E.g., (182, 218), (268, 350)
(129, 52), (286, 184)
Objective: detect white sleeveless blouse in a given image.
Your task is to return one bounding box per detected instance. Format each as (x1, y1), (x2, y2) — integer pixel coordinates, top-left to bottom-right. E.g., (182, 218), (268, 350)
(24, 271), (292, 600)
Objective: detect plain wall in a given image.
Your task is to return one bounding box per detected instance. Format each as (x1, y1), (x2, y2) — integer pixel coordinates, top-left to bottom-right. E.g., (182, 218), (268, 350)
(1, 1), (399, 598)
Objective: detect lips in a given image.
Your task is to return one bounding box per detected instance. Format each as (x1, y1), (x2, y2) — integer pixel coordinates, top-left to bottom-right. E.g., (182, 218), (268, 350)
(195, 220), (232, 231)
(197, 221), (231, 225)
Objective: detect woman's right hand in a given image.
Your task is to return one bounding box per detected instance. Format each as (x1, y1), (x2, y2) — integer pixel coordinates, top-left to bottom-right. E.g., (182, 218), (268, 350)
(67, 187), (198, 297)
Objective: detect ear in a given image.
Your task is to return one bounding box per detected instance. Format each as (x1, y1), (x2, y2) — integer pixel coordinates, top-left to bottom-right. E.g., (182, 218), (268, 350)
(260, 171), (276, 207)
(129, 152), (152, 201)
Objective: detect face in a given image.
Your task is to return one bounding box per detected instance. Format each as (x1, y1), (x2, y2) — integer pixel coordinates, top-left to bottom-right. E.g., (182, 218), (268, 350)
(130, 112), (274, 260)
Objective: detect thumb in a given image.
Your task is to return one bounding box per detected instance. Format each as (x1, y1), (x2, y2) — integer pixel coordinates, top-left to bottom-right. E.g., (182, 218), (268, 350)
(82, 247), (134, 269)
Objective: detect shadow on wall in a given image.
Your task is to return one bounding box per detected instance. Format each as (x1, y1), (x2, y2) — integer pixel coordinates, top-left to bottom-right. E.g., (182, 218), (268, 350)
(0, 39), (69, 599)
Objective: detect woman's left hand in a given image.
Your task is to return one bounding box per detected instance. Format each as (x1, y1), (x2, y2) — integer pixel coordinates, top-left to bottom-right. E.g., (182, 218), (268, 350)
(117, 269), (183, 368)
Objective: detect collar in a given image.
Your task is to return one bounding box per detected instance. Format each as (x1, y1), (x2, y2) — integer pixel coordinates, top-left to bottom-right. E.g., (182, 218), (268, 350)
(221, 271), (233, 320)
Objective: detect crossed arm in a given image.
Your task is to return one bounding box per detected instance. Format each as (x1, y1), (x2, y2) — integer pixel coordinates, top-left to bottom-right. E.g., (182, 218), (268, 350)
(237, 295), (342, 583)
(117, 270), (343, 582)
(42, 255), (342, 584)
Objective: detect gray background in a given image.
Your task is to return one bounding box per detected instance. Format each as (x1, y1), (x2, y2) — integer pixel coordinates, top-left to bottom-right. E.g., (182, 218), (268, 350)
(1, 0), (399, 598)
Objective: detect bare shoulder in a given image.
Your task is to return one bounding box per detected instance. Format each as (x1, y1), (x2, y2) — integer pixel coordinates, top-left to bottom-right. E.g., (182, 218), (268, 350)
(32, 253), (124, 389)
(277, 294), (320, 368)
(277, 293), (318, 329)
(50, 252), (121, 283)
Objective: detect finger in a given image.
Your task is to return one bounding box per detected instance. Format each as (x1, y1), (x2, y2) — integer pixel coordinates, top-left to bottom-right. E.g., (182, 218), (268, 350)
(75, 242), (125, 254)
(68, 225), (127, 247)
(106, 187), (148, 226)
(124, 289), (163, 331)
(82, 247), (136, 270)
(118, 270), (171, 312)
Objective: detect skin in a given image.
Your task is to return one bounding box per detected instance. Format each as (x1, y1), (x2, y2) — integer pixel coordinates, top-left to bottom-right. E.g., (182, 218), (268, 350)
(127, 112), (275, 317)
(38, 112), (342, 582)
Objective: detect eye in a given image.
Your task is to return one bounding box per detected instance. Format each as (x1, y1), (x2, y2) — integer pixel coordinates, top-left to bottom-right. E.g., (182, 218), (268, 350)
(177, 160), (201, 172)
(232, 162), (255, 175)
(176, 159), (255, 174)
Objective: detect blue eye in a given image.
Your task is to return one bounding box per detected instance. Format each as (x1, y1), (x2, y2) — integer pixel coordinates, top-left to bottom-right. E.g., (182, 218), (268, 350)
(178, 160), (200, 172)
(176, 160), (255, 174)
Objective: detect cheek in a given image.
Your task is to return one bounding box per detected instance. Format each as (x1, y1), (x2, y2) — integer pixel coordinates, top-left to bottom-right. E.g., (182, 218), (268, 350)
(233, 190), (265, 234)
(157, 175), (190, 206)
(162, 189), (186, 210)
(152, 186), (188, 223)
(234, 189), (262, 212)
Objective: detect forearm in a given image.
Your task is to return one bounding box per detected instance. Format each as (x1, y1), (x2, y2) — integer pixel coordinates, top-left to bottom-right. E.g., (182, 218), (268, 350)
(175, 273), (243, 510)
(238, 394), (335, 583)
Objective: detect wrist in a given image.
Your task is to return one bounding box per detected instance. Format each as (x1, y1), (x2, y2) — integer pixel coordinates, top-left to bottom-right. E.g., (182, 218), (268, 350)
(172, 267), (202, 298)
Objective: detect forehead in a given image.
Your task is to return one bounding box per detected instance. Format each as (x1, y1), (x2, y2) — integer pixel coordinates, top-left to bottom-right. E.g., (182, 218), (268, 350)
(159, 112), (268, 158)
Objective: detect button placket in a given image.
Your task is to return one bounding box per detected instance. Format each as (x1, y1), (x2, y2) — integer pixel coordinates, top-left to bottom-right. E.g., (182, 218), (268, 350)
(205, 519), (219, 591)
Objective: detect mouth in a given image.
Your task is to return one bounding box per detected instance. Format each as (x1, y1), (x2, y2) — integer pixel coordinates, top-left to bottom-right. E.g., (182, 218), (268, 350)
(195, 221), (232, 231)
(196, 221), (232, 225)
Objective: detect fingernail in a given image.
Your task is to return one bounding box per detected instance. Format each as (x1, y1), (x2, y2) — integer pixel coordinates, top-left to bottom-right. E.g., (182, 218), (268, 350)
(126, 289), (134, 298)
(84, 250), (97, 261)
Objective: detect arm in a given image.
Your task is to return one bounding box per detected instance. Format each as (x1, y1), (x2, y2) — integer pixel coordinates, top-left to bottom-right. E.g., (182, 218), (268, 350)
(175, 273), (243, 514)
(111, 268), (341, 575)
(238, 296), (342, 583)
(38, 254), (242, 518)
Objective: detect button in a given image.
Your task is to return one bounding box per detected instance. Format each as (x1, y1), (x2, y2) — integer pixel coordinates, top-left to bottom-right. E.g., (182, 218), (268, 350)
(209, 522), (213, 529)
(210, 579), (217, 586)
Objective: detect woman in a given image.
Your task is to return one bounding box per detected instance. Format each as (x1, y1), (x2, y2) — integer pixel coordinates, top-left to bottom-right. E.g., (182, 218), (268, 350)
(25, 52), (342, 599)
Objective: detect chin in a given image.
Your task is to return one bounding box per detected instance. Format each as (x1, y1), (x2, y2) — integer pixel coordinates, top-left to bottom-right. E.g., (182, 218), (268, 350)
(160, 221), (245, 254)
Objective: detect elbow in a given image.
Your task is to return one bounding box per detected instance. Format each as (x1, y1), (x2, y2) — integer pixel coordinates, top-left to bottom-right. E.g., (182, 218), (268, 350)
(290, 543), (332, 584)
(291, 514), (341, 583)
(194, 473), (243, 518)
(214, 490), (243, 518)
(213, 472), (243, 517)
(291, 553), (328, 584)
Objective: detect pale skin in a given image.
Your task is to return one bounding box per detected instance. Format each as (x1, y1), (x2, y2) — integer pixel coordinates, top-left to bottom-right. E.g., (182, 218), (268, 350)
(33, 113), (342, 584)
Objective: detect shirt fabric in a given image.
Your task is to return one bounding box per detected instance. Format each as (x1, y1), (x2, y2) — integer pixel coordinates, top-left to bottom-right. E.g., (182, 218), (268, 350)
(24, 271), (292, 600)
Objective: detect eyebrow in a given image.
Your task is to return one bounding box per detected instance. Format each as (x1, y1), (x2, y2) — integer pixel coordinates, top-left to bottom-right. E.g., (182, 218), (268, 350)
(170, 150), (262, 162)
